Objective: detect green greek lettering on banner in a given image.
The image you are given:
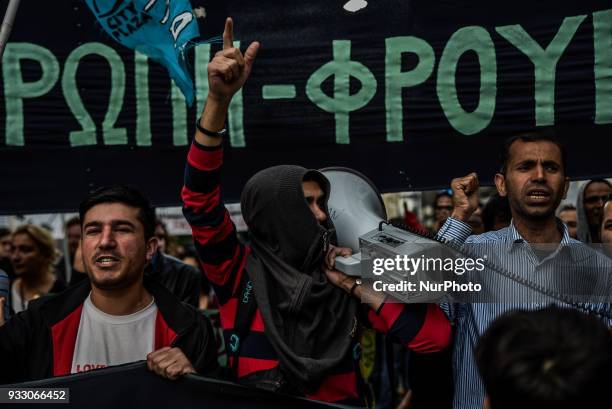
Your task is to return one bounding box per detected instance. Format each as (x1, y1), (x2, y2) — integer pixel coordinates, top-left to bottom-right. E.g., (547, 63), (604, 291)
(306, 40), (377, 144)
(262, 85), (296, 99)
(2, 43), (59, 146)
(496, 15), (586, 126)
(385, 37), (435, 142)
(594, 9), (612, 124)
(195, 43), (210, 115)
(171, 80), (187, 146)
(437, 26), (497, 136)
(135, 51), (151, 146)
(63, 43), (127, 146)
(228, 40), (245, 148)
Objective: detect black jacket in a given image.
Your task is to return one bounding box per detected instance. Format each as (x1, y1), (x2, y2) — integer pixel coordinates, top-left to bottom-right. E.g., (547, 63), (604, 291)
(147, 251), (201, 307)
(0, 277), (218, 385)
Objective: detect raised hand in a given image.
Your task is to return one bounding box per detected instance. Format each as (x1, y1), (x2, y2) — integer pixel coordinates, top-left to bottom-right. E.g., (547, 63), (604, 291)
(450, 172), (480, 222)
(207, 17), (260, 105)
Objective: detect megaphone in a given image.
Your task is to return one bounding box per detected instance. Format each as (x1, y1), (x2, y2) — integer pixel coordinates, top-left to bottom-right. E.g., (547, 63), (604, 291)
(319, 167), (386, 276)
(321, 167), (449, 302)
(320, 167), (440, 265)
(320, 167), (386, 250)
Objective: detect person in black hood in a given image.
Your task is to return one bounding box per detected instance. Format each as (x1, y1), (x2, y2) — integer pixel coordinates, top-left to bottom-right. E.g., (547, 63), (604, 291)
(180, 18), (451, 404)
(241, 165), (360, 391)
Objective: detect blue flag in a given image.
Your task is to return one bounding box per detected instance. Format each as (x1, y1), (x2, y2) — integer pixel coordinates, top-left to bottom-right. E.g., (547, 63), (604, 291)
(84, 0), (200, 105)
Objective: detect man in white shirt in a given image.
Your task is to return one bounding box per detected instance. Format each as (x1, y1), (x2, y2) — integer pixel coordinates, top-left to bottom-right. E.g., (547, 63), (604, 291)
(0, 186), (218, 384)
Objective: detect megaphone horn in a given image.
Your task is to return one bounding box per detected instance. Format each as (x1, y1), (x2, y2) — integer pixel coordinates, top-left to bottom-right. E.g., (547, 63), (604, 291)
(320, 167), (387, 276)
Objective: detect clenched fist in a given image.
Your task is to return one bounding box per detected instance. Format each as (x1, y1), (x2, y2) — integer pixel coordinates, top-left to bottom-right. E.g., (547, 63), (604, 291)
(147, 347), (196, 380)
(450, 173), (480, 222)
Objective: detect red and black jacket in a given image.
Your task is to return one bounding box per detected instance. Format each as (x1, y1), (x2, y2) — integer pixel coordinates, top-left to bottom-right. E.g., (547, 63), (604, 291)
(0, 277), (218, 385)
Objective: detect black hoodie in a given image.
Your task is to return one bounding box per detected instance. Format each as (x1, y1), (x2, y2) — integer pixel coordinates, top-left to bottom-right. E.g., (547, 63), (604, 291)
(240, 165), (358, 394)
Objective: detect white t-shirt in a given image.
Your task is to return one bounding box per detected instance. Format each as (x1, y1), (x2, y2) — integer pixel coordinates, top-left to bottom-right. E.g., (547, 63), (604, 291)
(71, 294), (158, 374)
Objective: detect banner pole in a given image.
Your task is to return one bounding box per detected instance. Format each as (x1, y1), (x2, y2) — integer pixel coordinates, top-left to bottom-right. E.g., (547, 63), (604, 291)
(0, 0), (21, 58)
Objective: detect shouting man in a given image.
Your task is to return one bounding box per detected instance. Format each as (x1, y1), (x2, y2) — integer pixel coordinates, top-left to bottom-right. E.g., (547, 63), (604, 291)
(0, 186), (218, 384)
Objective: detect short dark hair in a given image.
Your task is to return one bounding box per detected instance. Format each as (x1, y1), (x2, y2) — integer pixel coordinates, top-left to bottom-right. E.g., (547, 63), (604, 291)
(65, 216), (80, 230)
(79, 186), (156, 240)
(500, 130), (567, 175)
(558, 204), (576, 213)
(584, 178), (612, 192)
(0, 227), (10, 238)
(434, 190), (453, 207)
(482, 194), (511, 232)
(155, 218), (168, 240)
(475, 306), (612, 409)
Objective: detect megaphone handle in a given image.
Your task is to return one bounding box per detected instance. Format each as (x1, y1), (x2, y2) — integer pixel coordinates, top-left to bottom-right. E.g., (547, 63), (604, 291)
(334, 254), (362, 276)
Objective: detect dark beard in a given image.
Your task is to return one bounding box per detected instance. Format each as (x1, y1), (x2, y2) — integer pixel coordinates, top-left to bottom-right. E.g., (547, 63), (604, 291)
(87, 265), (143, 291)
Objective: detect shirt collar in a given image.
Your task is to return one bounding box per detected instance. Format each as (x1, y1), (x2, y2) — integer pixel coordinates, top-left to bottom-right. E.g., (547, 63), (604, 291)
(505, 218), (575, 259)
(505, 220), (524, 252)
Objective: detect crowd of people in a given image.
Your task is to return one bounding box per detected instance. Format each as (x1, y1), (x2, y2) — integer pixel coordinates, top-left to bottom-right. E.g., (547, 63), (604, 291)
(0, 17), (611, 409)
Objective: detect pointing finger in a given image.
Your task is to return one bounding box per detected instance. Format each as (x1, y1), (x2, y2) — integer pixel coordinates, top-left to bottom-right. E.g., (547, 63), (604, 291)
(223, 17), (234, 50)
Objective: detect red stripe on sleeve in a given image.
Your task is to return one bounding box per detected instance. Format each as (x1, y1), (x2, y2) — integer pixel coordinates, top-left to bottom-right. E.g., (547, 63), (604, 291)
(306, 373), (360, 403)
(368, 302), (404, 334)
(182, 186), (221, 213)
(51, 304), (84, 376)
(201, 245), (242, 286)
(406, 304), (451, 353)
(187, 144), (223, 171)
(191, 212), (234, 245)
(201, 258), (236, 286)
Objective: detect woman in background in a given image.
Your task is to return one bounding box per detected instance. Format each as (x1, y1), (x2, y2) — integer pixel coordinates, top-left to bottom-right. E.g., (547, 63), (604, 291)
(10, 225), (65, 313)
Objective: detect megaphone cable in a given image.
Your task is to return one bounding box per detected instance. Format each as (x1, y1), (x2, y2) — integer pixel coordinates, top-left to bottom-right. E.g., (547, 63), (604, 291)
(386, 220), (612, 321)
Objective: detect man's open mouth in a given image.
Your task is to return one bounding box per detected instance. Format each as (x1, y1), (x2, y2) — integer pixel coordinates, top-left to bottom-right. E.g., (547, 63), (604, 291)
(94, 255), (120, 267)
(526, 189), (551, 201)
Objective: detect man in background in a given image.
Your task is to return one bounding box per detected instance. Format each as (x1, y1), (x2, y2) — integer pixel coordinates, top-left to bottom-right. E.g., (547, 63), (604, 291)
(557, 204), (578, 239)
(432, 191), (454, 233)
(149, 218), (201, 307)
(577, 179), (611, 243)
(56, 217), (82, 285)
(0, 227), (13, 279)
(601, 198), (612, 258)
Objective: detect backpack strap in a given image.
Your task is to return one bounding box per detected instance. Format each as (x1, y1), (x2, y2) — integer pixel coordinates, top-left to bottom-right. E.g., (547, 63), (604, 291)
(227, 265), (258, 381)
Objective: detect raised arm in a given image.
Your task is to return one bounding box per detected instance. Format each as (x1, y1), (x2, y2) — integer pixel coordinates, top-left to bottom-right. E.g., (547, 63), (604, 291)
(436, 172), (480, 243)
(196, 17), (259, 147)
(182, 18), (259, 298)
